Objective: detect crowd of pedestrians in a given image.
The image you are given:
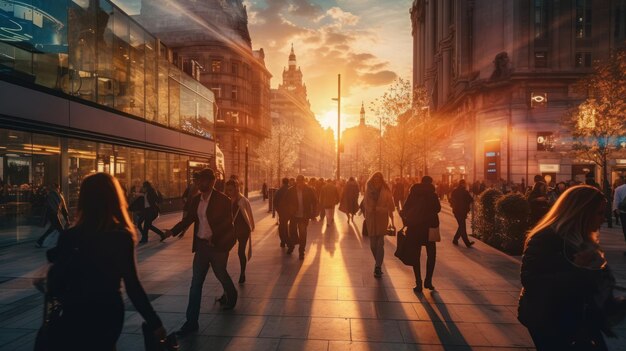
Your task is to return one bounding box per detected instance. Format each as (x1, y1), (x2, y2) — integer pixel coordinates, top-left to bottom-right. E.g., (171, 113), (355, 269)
(31, 166), (626, 350)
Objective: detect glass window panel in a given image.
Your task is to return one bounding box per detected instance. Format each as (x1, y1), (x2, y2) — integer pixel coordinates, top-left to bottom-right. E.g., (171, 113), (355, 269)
(145, 150), (158, 188)
(169, 154), (181, 198)
(31, 133), (60, 188)
(168, 74), (181, 129)
(157, 152), (168, 197)
(179, 155), (189, 194)
(67, 138), (96, 208)
(66, 1), (97, 99)
(156, 46), (169, 125)
(129, 147), (145, 199)
(114, 145), (130, 194)
(180, 81), (196, 136)
(97, 0), (115, 107)
(96, 143), (114, 175)
(128, 22), (145, 117)
(145, 35), (157, 121)
(112, 7), (130, 114)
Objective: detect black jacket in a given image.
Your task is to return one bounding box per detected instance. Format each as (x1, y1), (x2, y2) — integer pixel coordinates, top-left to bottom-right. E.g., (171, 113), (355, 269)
(285, 185), (318, 220)
(450, 186), (473, 215)
(170, 190), (234, 252)
(518, 228), (604, 332)
(402, 183), (441, 245)
(273, 185), (290, 216)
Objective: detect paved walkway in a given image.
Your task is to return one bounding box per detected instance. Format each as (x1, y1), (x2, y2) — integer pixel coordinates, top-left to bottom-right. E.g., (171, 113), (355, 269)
(1, 199), (626, 350)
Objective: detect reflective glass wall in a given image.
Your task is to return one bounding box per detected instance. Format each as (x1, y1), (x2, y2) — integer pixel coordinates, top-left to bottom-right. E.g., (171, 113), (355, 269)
(0, 127), (207, 246)
(0, 0), (215, 140)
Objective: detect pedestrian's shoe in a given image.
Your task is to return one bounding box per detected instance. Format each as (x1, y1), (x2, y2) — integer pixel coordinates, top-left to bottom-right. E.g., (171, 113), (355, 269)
(159, 232), (167, 242)
(175, 321), (199, 337)
(466, 241), (475, 248)
(286, 247), (294, 254)
(299, 252), (305, 260)
(215, 294), (227, 304)
(424, 281), (435, 290)
(139, 237), (148, 244)
(374, 267), (383, 278)
(413, 285), (422, 293)
(452, 240), (459, 246)
(239, 274), (246, 284)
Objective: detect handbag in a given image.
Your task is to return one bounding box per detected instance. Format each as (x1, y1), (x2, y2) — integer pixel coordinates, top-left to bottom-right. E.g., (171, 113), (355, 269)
(386, 225), (396, 236)
(428, 226), (441, 242)
(142, 323), (179, 351)
(394, 227), (415, 266)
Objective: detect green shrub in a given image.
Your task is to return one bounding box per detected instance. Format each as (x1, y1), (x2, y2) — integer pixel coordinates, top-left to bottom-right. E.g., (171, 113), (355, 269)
(474, 188), (503, 245)
(495, 193), (530, 255)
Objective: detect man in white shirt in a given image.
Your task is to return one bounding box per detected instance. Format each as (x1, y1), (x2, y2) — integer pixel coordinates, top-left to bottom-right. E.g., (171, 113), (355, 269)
(613, 178), (626, 255)
(165, 168), (236, 336)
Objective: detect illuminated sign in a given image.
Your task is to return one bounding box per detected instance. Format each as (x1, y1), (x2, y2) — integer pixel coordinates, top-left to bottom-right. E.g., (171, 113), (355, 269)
(484, 140), (500, 181)
(531, 92), (548, 108)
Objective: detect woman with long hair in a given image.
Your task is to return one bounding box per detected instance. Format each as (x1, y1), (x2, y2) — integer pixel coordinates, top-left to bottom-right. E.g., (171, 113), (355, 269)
(339, 177), (360, 223)
(137, 181), (166, 243)
(48, 173), (166, 350)
(363, 172), (395, 278)
(224, 179), (255, 284)
(518, 185), (623, 350)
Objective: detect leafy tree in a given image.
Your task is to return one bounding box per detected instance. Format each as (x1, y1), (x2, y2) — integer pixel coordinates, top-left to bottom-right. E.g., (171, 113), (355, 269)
(257, 120), (303, 186)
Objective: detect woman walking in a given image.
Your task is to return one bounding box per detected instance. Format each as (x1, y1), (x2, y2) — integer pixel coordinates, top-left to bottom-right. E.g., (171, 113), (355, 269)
(363, 172), (395, 278)
(339, 177), (360, 223)
(402, 176), (441, 292)
(137, 181), (166, 243)
(224, 179), (255, 284)
(46, 173), (166, 350)
(518, 185), (626, 350)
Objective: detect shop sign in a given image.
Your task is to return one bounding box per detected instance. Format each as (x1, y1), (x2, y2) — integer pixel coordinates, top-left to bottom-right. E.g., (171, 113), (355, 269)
(539, 164), (560, 173)
(616, 159), (626, 165)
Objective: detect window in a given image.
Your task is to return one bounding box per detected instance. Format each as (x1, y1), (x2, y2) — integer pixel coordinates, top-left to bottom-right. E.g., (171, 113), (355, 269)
(211, 85), (221, 98)
(576, 0), (592, 38)
(231, 86), (238, 101)
(575, 52), (592, 67)
(231, 62), (239, 76)
(535, 51), (548, 68)
(534, 0), (548, 39)
(211, 59), (222, 73)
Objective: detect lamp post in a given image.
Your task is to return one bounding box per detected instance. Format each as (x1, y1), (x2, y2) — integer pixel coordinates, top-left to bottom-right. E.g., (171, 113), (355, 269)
(332, 74), (341, 180)
(244, 139), (249, 198)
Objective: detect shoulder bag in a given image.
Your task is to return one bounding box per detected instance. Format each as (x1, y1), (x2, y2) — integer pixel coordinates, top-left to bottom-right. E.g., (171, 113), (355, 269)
(428, 227), (441, 242)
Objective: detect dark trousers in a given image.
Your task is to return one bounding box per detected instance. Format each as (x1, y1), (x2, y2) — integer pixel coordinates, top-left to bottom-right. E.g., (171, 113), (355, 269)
(620, 213), (626, 242)
(288, 217), (309, 253)
(278, 214), (289, 245)
(37, 212), (64, 245)
(236, 230), (250, 275)
(528, 327), (607, 351)
(138, 208), (164, 241)
(453, 212), (471, 245)
(412, 242), (436, 285)
(187, 242), (237, 323)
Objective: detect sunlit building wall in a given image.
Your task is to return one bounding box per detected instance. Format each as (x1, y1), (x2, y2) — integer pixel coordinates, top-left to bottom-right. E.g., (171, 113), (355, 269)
(411, 0), (626, 186)
(136, 0), (272, 191)
(0, 0), (215, 246)
(340, 104), (380, 181)
(270, 46), (336, 180)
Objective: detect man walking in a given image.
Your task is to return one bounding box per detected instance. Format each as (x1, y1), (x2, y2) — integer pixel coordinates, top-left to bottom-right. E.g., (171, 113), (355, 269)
(319, 178), (340, 225)
(273, 178), (291, 247)
(164, 168), (237, 336)
(613, 178), (626, 255)
(286, 175), (318, 259)
(392, 177), (405, 210)
(35, 184), (69, 248)
(450, 179), (475, 247)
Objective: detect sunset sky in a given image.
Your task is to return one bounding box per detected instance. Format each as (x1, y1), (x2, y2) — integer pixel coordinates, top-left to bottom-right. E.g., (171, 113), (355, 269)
(115, 0), (414, 137)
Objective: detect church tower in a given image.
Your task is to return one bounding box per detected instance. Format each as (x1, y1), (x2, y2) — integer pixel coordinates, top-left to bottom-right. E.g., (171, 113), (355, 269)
(279, 44), (308, 103)
(359, 102), (366, 127)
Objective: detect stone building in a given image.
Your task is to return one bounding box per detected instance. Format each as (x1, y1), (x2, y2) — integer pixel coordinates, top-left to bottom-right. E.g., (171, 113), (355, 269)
(136, 0), (271, 191)
(411, 0), (626, 186)
(340, 103), (380, 180)
(270, 46), (336, 180)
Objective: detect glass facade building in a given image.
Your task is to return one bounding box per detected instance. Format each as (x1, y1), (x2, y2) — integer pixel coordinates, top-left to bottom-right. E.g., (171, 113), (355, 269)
(0, 0), (216, 246)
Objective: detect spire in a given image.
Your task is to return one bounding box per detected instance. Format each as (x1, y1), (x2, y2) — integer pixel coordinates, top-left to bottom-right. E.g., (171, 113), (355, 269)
(359, 101), (365, 126)
(289, 43), (296, 67)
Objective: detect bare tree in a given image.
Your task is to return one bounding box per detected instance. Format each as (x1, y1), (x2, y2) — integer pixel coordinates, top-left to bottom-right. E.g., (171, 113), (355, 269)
(258, 120), (303, 186)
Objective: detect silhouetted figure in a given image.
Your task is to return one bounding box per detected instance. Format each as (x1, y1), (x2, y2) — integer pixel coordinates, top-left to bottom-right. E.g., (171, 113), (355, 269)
(44, 173), (166, 350)
(285, 175), (318, 260)
(137, 181), (166, 243)
(519, 185), (626, 350)
(392, 177), (405, 210)
(339, 177), (360, 222)
(319, 178), (340, 225)
(262, 182), (268, 201)
(613, 179), (626, 255)
(36, 184), (69, 248)
(402, 176), (440, 292)
(450, 180), (475, 247)
(527, 182), (549, 225)
(273, 178), (291, 248)
(363, 172), (395, 278)
(224, 179), (255, 284)
(165, 168), (237, 337)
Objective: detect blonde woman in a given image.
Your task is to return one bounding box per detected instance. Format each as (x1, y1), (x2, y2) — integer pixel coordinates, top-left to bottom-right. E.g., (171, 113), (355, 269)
(363, 172), (395, 278)
(518, 185), (623, 350)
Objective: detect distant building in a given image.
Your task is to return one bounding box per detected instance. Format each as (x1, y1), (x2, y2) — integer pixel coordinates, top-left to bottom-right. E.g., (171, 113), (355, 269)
(270, 46), (335, 179)
(136, 0), (272, 190)
(340, 103), (380, 180)
(411, 0), (626, 185)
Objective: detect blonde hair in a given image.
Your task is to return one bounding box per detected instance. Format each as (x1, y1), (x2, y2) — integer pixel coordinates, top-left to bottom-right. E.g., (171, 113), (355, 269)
(75, 172), (137, 241)
(525, 185), (606, 249)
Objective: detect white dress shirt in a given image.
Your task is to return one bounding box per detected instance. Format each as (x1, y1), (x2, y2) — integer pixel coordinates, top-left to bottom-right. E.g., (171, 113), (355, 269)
(613, 184), (626, 213)
(196, 191), (213, 240)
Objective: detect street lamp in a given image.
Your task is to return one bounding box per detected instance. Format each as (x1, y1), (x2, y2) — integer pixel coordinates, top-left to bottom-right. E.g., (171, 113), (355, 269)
(331, 74), (341, 180)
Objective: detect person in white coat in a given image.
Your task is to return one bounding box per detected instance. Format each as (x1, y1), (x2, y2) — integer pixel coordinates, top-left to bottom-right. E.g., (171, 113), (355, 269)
(225, 179), (255, 284)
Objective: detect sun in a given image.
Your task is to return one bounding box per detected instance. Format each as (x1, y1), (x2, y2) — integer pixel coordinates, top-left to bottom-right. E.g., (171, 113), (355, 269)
(317, 110), (339, 139)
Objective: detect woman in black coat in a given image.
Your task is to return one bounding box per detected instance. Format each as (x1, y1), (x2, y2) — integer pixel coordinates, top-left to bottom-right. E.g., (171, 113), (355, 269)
(401, 176), (441, 293)
(518, 185), (624, 350)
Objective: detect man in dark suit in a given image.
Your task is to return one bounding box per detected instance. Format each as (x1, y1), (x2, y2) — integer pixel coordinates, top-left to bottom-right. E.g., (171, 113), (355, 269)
(285, 175), (318, 259)
(164, 168), (236, 337)
(273, 178), (291, 248)
(450, 179), (475, 247)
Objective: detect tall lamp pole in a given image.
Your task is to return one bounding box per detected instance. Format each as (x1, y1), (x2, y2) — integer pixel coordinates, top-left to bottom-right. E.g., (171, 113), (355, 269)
(332, 74), (341, 180)
(244, 139), (249, 198)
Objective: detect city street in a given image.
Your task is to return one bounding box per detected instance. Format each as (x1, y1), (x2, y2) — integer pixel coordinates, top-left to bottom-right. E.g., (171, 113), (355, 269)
(1, 198), (625, 351)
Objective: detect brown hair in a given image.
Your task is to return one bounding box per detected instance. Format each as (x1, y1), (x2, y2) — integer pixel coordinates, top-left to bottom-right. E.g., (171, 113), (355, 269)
(74, 173), (136, 241)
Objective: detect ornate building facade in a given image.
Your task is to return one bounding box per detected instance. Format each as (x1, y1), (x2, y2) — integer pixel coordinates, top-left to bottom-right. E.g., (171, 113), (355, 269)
(270, 46), (335, 180)
(340, 104), (380, 180)
(136, 0), (271, 191)
(411, 0), (626, 186)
